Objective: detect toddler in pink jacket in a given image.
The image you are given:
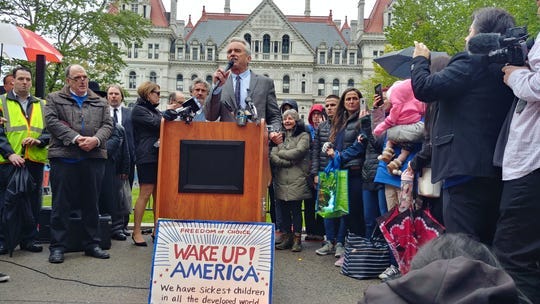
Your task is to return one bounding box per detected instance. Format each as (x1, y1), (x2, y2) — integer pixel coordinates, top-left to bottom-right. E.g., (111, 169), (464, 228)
(373, 79), (425, 175)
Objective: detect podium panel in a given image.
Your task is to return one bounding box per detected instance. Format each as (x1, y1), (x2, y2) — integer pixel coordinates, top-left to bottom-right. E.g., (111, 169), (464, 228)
(155, 120), (270, 222)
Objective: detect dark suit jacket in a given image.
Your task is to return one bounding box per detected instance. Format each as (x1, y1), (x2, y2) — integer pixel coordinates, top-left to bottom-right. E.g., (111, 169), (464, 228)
(120, 107), (135, 163)
(204, 70), (281, 130)
(411, 53), (514, 182)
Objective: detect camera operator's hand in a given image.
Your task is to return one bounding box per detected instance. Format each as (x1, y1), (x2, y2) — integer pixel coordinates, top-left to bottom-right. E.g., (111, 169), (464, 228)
(502, 65), (529, 85)
(413, 41), (430, 59)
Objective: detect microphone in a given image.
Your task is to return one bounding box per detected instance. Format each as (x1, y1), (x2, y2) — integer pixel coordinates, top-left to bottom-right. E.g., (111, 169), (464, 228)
(215, 60), (235, 87)
(245, 88), (258, 123)
(163, 97), (200, 123)
(467, 33), (501, 54)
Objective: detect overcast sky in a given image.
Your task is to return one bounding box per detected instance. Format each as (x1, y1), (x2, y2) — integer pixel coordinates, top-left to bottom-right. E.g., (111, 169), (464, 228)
(163, 0), (377, 26)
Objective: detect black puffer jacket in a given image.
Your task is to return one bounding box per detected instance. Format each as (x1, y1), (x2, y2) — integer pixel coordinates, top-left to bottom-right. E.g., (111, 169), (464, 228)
(360, 114), (384, 189)
(131, 97), (162, 165)
(311, 119), (331, 174)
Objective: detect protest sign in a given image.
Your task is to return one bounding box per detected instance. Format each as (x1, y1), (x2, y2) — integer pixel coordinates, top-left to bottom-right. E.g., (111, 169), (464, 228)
(149, 220), (274, 304)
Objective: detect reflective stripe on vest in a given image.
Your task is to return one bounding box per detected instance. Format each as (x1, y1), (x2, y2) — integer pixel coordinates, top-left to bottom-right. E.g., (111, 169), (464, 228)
(0, 94), (48, 163)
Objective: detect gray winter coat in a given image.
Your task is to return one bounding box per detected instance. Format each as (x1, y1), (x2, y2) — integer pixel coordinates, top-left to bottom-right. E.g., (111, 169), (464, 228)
(270, 125), (311, 202)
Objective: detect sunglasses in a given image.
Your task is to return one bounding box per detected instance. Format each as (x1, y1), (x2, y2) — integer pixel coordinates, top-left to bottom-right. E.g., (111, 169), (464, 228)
(152, 91), (161, 96)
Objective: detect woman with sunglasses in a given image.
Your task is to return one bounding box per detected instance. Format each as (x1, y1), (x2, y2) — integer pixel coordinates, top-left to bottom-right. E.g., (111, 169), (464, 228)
(131, 81), (162, 246)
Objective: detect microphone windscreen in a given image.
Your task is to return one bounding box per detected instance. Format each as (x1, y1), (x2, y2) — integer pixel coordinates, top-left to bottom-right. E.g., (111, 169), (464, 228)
(467, 33), (501, 54)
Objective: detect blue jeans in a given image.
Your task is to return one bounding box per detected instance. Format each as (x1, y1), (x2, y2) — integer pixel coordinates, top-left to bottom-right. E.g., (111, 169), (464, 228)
(362, 187), (387, 238)
(323, 217), (346, 244)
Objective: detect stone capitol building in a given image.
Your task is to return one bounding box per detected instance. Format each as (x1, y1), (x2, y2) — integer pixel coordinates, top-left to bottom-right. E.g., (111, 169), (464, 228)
(111, 0), (393, 119)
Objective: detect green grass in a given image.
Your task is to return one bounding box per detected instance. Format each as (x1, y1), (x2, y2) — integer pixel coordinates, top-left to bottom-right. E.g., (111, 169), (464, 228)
(42, 186), (155, 224)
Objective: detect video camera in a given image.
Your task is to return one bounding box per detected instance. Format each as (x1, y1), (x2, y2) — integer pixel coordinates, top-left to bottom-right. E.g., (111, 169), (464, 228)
(488, 26), (529, 66)
(162, 97), (200, 124)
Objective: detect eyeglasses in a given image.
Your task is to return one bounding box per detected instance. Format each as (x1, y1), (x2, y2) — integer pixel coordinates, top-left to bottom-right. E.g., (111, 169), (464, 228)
(152, 91), (160, 96)
(68, 75), (88, 82)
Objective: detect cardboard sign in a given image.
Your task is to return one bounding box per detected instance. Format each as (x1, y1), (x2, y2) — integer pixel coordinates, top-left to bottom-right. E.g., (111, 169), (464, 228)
(149, 220), (274, 304)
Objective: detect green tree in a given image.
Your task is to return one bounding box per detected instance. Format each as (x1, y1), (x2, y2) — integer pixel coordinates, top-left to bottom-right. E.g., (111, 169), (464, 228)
(0, 0), (150, 92)
(385, 0), (538, 56)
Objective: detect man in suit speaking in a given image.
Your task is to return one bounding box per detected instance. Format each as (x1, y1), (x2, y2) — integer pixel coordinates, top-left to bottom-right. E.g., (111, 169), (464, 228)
(204, 37), (283, 144)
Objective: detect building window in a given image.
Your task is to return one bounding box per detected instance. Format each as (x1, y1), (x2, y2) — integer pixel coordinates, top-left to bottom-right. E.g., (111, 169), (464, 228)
(349, 52), (355, 65)
(244, 34), (251, 47)
(332, 79), (339, 95)
(176, 74), (183, 91)
(263, 34), (270, 53)
(347, 79), (354, 88)
(131, 4), (138, 13)
(177, 46), (183, 60)
(192, 47), (198, 61)
(134, 44), (139, 58)
(148, 44), (159, 59)
(206, 75), (213, 84)
(373, 50), (383, 57)
(334, 52), (340, 64)
(319, 52), (326, 64)
(191, 74), (198, 81)
(282, 35), (290, 54)
(129, 71), (137, 89)
(283, 75), (290, 94)
(149, 71), (157, 83)
(318, 78), (325, 96)
(301, 81), (306, 94)
(207, 48), (213, 61)
(128, 43), (140, 59)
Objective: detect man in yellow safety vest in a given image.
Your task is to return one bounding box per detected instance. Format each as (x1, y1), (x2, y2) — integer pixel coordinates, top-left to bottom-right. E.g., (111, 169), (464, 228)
(0, 66), (48, 255)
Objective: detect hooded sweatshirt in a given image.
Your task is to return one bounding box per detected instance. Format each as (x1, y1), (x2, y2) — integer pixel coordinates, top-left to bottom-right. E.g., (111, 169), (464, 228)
(360, 257), (519, 304)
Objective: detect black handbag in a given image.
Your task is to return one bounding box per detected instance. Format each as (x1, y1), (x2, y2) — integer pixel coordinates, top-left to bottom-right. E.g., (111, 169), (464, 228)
(340, 231), (390, 280)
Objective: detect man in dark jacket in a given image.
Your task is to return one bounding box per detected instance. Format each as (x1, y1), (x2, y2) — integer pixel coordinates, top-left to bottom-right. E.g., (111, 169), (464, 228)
(45, 64), (113, 263)
(105, 84), (134, 237)
(311, 95), (340, 256)
(411, 8), (516, 246)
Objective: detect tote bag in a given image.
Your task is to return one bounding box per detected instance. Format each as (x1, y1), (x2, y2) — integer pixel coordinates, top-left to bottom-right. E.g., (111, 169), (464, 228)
(417, 168), (442, 198)
(341, 232), (390, 280)
(316, 169), (349, 218)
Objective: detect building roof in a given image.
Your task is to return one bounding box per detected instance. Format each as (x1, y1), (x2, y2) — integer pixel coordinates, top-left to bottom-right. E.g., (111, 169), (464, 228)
(364, 0), (391, 33)
(185, 12), (245, 44)
(150, 0), (169, 27)
(185, 4), (349, 50)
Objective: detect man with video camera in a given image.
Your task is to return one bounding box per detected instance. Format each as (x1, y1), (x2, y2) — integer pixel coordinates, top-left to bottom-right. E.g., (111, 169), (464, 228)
(410, 8), (516, 247)
(493, 3), (540, 303)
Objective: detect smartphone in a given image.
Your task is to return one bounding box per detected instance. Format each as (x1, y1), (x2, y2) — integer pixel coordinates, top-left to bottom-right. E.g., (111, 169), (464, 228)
(374, 83), (383, 107)
(360, 98), (367, 111)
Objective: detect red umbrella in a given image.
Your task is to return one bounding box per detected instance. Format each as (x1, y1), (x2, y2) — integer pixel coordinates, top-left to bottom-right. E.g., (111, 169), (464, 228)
(0, 23), (63, 66)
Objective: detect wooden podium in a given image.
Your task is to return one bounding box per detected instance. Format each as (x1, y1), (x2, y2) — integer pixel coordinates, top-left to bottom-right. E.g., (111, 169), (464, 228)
(155, 120), (270, 222)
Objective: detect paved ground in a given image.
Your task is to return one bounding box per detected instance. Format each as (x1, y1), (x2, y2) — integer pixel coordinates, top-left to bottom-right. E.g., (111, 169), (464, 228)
(0, 234), (378, 304)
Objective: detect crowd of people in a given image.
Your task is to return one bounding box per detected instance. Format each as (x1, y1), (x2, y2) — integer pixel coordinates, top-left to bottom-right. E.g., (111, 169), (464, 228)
(0, 8), (538, 303)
